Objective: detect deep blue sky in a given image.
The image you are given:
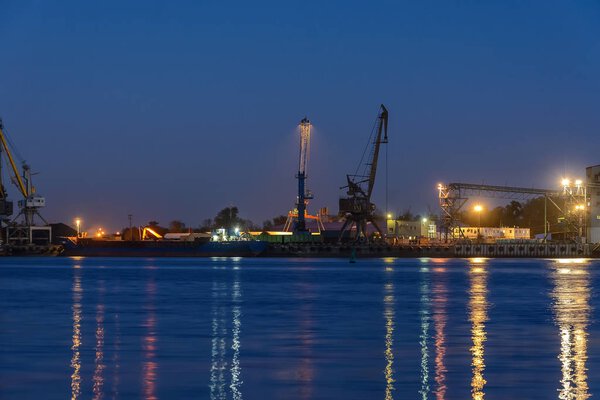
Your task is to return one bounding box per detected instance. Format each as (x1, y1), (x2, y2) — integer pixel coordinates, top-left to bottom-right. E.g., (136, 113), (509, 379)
(1, 1), (599, 231)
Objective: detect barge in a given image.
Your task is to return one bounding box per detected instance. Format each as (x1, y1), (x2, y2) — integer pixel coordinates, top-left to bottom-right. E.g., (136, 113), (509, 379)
(60, 237), (269, 257)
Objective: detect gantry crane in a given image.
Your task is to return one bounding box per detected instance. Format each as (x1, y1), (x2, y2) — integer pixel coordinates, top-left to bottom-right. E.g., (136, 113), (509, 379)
(338, 104), (388, 241)
(284, 117), (325, 233)
(0, 119), (49, 245)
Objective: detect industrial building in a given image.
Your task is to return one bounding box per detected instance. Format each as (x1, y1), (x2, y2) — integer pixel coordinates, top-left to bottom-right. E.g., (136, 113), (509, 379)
(386, 218), (436, 240)
(587, 164), (600, 243)
(451, 227), (530, 240)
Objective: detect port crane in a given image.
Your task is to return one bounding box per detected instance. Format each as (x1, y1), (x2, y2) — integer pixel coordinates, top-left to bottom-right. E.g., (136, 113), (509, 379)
(0, 119), (49, 245)
(338, 105), (388, 241)
(284, 117), (324, 233)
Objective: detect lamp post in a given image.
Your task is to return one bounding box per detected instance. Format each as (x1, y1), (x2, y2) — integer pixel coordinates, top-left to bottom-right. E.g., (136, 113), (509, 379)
(386, 213), (394, 239)
(575, 204), (585, 241)
(75, 218), (81, 238)
(473, 204), (483, 239)
(128, 214), (133, 241)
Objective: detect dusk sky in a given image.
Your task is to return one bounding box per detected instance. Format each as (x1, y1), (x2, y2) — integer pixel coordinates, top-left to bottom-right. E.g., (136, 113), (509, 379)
(1, 1), (599, 232)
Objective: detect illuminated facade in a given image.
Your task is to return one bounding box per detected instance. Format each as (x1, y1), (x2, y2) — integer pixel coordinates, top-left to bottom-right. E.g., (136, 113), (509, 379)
(586, 165), (600, 243)
(386, 219), (437, 239)
(452, 226), (530, 240)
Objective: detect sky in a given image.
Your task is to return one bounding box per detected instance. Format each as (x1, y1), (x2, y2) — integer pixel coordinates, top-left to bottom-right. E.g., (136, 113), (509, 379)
(0, 1), (599, 232)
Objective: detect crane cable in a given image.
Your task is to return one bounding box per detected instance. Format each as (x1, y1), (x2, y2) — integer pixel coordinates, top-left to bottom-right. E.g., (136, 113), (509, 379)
(385, 108), (392, 219)
(1, 125), (25, 165)
(0, 122), (29, 197)
(352, 107), (380, 181)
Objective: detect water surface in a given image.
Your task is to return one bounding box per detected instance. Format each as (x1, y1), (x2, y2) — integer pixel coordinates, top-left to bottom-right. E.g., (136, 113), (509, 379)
(0, 257), (598, 399)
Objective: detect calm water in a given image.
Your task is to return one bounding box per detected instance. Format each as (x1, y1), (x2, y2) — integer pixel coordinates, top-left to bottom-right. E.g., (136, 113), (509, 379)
(0, 257), (598, 399)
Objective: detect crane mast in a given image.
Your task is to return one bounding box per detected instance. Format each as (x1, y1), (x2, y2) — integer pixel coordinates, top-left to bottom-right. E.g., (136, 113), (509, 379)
(338, 104), (388, 241)
(295, 117), (313, 232)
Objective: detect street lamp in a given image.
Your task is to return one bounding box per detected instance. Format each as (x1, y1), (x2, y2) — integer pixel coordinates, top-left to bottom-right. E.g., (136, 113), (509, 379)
(75, 218), (81, 238)
(473, 204), (483, 236)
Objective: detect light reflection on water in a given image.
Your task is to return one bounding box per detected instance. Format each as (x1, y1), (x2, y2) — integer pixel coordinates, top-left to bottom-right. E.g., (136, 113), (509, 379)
(383, 268), (396, 400)
(230, 276), (243, 400)
(93, 280), (105, 400)
(210, 278), (228, 400)
(210, 263), (245, 400)
(550, 260), (592, 400)
(468, 259), (489, 400)
(432, 266), (448, 400)
(297, 280), (315, 400)
(3, 257), (600, 399)
(142, 280), (158, 400)
(419, 267), (430, 400)
(70, 265), (83, 400)
(111, 283), (121, 400)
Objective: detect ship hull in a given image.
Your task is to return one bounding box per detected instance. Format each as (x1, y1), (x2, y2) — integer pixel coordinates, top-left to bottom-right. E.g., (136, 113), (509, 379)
(61, 239), (268, 257)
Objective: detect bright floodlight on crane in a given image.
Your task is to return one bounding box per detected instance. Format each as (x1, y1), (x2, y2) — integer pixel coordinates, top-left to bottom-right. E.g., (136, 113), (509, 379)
(294, 117), (313, 232)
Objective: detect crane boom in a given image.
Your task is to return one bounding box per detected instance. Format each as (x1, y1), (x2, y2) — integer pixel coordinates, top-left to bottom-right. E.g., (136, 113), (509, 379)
(367, 105), (388, 198)
(0, 120), (28, 199)
(338, 104), (389, 241)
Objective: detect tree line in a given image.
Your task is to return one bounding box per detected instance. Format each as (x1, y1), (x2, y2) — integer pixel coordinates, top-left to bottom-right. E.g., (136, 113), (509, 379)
(459, 197), (561, 235)
(121, 206), (262, 239)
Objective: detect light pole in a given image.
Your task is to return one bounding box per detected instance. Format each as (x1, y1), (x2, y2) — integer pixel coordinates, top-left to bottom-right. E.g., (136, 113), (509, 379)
(474, 204), (483, 239)
(575, 204), (585, 241)
(75, 218), (81, 238)
(128, 214), (133, 241)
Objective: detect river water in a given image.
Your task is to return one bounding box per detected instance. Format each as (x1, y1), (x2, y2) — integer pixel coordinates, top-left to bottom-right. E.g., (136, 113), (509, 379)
(0, 257), (598, 399)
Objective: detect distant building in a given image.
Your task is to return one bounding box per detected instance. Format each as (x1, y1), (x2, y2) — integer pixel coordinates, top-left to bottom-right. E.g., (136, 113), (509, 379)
(452, 226), (530, 240)
(587, 164), (600, 243)
(386, 219), (436, 239)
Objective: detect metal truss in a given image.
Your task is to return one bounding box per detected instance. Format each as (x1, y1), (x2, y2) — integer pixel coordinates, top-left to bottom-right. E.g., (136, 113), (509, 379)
(438, 182), (588, 243)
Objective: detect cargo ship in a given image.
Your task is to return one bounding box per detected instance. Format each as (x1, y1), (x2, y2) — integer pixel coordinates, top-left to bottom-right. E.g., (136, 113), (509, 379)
(60, 231), (268, 257)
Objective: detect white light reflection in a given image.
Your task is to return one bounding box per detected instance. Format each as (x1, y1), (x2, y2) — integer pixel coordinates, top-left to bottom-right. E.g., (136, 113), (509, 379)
(432, 265), (448, 400)
(210, 278), (228, 400)
(230, 268), (243, 400)
(551, 260), (591, 400)
(556, 258), (590, 265)
(93, 280), (105, 400)
(70, 265), (83, 400)
(419, 268), (431, 400)
(111, 304), (121, 400)
(383, 267), (396, 400)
